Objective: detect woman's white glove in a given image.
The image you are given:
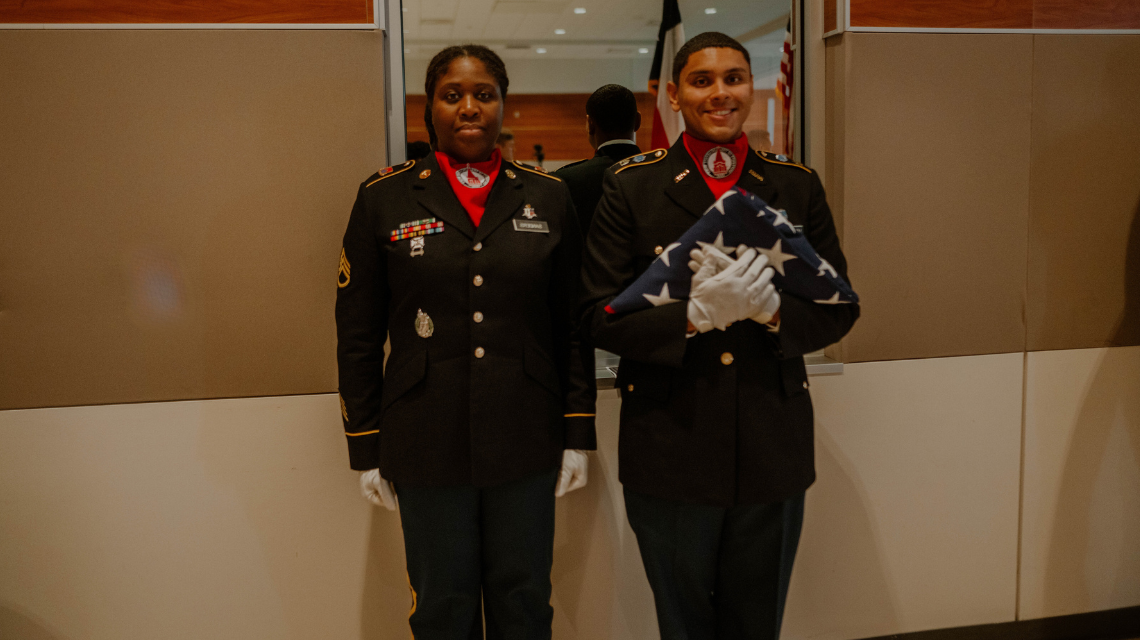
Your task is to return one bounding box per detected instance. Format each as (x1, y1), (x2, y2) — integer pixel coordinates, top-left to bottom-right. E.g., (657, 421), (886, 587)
(686, 248), (772, 332)
(555, 449), (589, 497)
(359, 468), (398, 511)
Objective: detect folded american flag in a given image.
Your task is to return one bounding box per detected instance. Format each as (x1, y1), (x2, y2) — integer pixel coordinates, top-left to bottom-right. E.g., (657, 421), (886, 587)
(605, 186), (858, 315)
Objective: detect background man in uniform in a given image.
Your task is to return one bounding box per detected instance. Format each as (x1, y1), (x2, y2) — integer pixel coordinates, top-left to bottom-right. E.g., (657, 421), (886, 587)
(581, 32), (858, 640)
(554, 84), (642, 236)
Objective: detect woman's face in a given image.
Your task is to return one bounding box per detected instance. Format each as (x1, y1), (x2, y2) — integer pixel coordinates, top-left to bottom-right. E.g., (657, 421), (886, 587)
(431, 57), (504, 163)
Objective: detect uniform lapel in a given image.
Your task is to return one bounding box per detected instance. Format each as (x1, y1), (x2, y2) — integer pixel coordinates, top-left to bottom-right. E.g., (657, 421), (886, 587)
(472, 165), (525, 243)
(738, 150), (781, 208)
(663, 141), (714, 219)
(413, 154), (476, 239)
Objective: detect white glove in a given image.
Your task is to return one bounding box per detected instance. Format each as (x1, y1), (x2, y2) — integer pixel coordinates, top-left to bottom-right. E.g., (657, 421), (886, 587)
(359, 468), (398, 511)
(555, 449), (589, 497)
(690, 246), (780, 324)
(687, 248), (772, 332)
(750, 286), (781, 324)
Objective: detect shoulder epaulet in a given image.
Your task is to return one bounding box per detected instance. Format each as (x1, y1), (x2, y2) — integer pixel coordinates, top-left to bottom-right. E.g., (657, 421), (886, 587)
(614, 148), (668, 174)
(755, 150), (812, 173)
(365, 159), (417, 187)
(511, 160), (562, 181)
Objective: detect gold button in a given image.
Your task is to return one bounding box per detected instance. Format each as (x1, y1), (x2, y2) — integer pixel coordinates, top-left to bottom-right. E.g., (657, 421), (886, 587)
(475, 347), (485, 358)
(654, 245), (663, 255)
(802, 380), (809, 389)
(473, 275), (484, 286)
(473, 242), (483, 252)
(626, 384), (634, 392)
(721, 352), (734, 365)
(473, 311), (484, 323)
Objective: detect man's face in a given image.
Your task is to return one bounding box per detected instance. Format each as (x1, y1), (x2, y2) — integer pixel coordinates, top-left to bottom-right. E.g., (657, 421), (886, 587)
(666, 47), (753, 144)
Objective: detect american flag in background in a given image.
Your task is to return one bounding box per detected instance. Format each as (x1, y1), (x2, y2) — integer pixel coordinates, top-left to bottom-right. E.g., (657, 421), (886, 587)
(605, 187), (858, 316)
(776, 16), (794, 156)
(648, 0), (685, 149)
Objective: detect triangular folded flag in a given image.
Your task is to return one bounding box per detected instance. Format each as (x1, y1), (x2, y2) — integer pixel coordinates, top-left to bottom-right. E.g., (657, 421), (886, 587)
(605, 186), (858, 315)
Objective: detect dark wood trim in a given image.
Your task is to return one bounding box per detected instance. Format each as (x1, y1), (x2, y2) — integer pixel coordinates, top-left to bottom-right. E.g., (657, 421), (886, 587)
(861, 606), (1140, 640)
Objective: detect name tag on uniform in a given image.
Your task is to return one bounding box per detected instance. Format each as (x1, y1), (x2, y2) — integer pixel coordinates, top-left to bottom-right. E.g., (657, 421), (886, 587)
(513, 219), (550, 233)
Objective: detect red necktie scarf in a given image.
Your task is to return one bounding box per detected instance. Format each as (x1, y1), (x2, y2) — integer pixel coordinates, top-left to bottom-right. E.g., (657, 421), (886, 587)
(682, 132), (750, 200)
(436, 149), (502, 227)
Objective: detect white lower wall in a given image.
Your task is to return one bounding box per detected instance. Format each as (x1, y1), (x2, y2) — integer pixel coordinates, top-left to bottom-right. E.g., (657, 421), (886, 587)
(0, 349), (1135, 640)
(784, 353), (1024, 639)
(1020, 346), (1140, 619)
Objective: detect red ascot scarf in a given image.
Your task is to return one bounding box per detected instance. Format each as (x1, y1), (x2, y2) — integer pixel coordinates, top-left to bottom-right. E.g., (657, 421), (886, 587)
(682, 132), (750, 200)
(436, 149), (502, 227)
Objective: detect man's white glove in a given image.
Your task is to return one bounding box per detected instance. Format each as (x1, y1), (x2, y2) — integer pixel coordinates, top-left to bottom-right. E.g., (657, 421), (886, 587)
(687, 248), (773, 332)
(689, 246), (781, 325)
(359, 468), (398, 511)
(555, 449), (588, 497)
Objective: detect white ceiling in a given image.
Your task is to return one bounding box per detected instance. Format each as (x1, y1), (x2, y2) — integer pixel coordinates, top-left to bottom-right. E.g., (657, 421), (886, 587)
(401, 0), (790, 93)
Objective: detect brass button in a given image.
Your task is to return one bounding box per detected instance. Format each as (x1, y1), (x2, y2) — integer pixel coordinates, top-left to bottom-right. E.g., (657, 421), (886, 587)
(802, 380), (809, 389)
(473, 275), (484, 286)
(720, 352), (734, 365)
(473, 311), (484, 323)
(475, 347), (485, 358)
(473, 242), (483, 252)
(654, 245), (663, 255)
(626, 384), (634, 392)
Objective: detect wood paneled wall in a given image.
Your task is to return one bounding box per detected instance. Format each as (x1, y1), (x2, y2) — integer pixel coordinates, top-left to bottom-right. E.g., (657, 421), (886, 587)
(406, 93), (656, 162)
(0, 0), (373, 24)
(407, 90), (782, 162)
(847, 0), (1140, 29)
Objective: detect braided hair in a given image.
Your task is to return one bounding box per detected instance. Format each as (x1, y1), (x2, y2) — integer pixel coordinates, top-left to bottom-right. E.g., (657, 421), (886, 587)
(423, 45), (509, 149)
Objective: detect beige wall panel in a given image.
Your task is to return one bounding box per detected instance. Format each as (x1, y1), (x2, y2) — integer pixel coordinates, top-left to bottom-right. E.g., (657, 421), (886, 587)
(1020, 346), (1140, 619)
(1026, 36), (1140, 352)
(783, 354), (1023, 638)
(0, 30), (386, 410)
(551, 389), (660, 640)
(834, 34), (1033, 363)
(0, 394), (413, 640)
(0, 356), (1029, 640)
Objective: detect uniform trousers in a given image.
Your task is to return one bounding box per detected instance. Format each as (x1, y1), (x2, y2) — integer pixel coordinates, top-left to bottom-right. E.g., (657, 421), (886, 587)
(395, 468), (559, 640)
(624, 488), (806, 640)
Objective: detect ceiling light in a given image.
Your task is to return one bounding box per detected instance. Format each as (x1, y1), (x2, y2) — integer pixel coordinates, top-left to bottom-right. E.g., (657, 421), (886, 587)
(704, 7), (717, 14)
(573, 7), (586, 14)
(536, 47), (547, 53)
(555, 28), (566, 34)
(639, 47), (649, 54)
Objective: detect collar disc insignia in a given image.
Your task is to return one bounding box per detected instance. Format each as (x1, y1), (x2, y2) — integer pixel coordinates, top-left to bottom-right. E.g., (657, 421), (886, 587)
(456, 165), (491, 188)
(702, 147), (736, 179)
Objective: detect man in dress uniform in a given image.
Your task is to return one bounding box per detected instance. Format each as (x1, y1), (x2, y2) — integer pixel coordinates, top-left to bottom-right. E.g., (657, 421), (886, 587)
(581, 32), (859, 640)
(553, 84), (643, 236)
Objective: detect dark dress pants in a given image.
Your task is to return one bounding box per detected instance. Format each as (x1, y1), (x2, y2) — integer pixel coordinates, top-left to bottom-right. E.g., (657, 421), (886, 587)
(395, 469), (558, 640)
(624, 488), (806, 640)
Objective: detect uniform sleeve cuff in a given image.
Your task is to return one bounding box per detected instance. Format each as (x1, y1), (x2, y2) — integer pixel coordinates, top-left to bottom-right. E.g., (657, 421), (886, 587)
(564, 414), (597, 450)
(346, 431), (380, 470)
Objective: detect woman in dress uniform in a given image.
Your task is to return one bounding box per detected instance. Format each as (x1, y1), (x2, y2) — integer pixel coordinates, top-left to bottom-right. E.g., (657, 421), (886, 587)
(335, 45), (596, 640)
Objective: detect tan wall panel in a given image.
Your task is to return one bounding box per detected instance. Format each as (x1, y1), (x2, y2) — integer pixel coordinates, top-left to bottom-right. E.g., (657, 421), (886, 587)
(1020, 346), (1140, 619)
(1026, 35), (1140, 352)
(0, 31), (386, 410)
(833, 33), (1033, 362)
(783, 354), (1023, 638)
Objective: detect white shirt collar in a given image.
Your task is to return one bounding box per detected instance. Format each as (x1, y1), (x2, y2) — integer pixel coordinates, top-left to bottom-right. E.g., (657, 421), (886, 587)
(597, 139), (637, 150)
